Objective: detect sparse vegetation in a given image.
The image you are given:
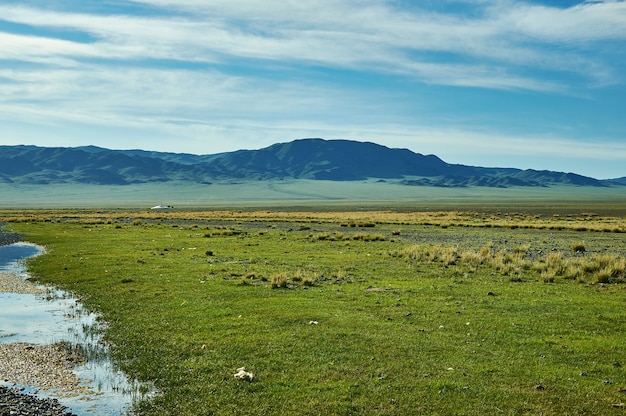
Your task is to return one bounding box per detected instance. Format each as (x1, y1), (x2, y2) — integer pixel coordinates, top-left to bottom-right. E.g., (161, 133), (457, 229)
(396, 240), (625, 284)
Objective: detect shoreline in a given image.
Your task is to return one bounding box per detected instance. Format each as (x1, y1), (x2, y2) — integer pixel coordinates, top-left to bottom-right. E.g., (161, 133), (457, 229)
(0, 269), (81, 416)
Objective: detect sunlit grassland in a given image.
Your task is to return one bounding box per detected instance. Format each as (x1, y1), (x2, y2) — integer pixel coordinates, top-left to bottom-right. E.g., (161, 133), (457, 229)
(4, 209), (626, 415)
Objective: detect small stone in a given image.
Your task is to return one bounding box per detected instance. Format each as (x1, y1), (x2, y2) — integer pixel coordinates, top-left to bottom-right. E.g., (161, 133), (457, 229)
(233, 367), (254, 382)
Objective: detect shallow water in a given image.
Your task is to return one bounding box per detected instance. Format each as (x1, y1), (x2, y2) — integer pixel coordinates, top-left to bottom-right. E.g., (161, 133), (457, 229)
(0, 242), (154, 415)
(0, 242), (42, 274)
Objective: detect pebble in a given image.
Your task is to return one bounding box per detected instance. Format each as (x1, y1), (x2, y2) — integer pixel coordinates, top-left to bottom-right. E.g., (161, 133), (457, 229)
(0, 336), (87, 415)
(0, 272), (46, 295)
(0, 343), (87, 394)
(0, 385), (76, 416)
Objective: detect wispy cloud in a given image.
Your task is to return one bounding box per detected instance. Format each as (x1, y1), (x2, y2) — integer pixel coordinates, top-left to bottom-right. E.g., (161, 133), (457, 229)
(1, 1), (624, 89)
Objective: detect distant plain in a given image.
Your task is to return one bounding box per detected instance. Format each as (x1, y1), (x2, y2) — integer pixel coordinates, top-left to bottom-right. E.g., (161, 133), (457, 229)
(1, 180), (626, 214)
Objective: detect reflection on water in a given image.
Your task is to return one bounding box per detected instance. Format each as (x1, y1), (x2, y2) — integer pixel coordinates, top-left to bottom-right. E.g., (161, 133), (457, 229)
(0, 242), (42, 274)
(0, 292), (89, 344)
(0, 242), (156, 415)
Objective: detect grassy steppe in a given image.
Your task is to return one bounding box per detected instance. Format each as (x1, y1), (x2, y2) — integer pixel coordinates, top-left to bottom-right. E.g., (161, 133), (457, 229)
(4, 209), (626, 415)
(1, 181), (626, 214)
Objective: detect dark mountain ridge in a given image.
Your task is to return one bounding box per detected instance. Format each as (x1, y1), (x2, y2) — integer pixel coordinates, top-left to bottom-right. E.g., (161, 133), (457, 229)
(0, 138), (619, 188)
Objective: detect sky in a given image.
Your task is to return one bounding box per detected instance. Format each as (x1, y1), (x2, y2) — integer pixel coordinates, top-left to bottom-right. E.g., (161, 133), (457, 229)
(0, 0), (625, 179)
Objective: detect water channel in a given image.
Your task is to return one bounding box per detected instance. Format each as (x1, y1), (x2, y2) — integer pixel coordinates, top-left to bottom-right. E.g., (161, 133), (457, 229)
(0, 242), (154, 415)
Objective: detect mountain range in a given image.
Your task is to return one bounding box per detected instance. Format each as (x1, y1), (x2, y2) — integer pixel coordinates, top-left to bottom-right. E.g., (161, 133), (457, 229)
(0, 139), (623, 188)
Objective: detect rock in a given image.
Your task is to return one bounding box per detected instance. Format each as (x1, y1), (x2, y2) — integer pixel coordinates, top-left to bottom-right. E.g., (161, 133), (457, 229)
(233, 367), (254, 382)
(0, 386), (76, 416)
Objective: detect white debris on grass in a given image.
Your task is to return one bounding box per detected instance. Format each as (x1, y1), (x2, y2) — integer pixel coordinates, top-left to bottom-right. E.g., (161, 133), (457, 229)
(234, 367), (254, 382)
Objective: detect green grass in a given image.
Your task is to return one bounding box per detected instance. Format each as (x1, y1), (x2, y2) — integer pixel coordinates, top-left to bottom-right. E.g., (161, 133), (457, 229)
(5, 210), (626, 415)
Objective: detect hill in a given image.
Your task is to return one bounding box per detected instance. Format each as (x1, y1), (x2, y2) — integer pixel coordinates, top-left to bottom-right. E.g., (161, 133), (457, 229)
(0, 138), (619, 188)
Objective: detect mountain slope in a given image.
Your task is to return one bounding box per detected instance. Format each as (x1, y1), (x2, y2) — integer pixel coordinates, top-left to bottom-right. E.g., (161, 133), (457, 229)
(0, 139), (618, 188)
(201, 138), (456, 180)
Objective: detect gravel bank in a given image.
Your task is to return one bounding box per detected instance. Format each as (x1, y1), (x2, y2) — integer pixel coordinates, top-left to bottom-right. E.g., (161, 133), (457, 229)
(0, 343), (87, 394)
(0, 226), (21, 246)
(0, 272), (45, 295)
(0, 386), (76, 416)
(0, 343), (85, 416)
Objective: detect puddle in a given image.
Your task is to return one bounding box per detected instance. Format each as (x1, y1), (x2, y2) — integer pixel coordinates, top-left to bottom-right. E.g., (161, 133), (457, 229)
(0, 242), (156, 415)
(0, 242), (42, 275)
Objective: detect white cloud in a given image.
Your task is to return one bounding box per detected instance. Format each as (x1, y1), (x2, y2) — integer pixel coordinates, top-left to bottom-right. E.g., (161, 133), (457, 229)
(1, 1), (623, 90)
(505, 1), (626, 42)
(0, 63), (373, 133)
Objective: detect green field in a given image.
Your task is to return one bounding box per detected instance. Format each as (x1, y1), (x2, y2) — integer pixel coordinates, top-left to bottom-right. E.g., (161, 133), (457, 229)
(4, 206), (626, 415)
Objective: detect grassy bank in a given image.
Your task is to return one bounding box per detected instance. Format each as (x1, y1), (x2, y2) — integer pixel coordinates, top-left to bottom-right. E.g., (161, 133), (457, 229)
(5, 209), (626, 415)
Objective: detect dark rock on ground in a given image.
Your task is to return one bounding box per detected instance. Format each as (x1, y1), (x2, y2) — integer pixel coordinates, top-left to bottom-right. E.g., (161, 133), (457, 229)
(0, 386), (77, 416)
(0, 226), (21, 246)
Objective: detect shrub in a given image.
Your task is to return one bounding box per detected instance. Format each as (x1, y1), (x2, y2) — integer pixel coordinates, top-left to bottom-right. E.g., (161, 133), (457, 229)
(460, 250), (483, 267)
(512, 244), (531, 257)
(541, 270), (556, 283)
(270, 273), (288, 289)
(333, 268), (347, 281)
(438, 246), (459, 266)
(591, 256), (626, 283)
(594, 268), (613, 284)
(562, 261), (583, 280)
(571, 242), (585, 253)
(291, 269), (306, 282)
(353, 233), (385, 242)
(479, 243), (493, 262)
(312, 232), (331, 241)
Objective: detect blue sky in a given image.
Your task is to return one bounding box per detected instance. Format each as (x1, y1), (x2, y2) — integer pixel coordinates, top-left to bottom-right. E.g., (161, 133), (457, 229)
(0, 0), (625, 179)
